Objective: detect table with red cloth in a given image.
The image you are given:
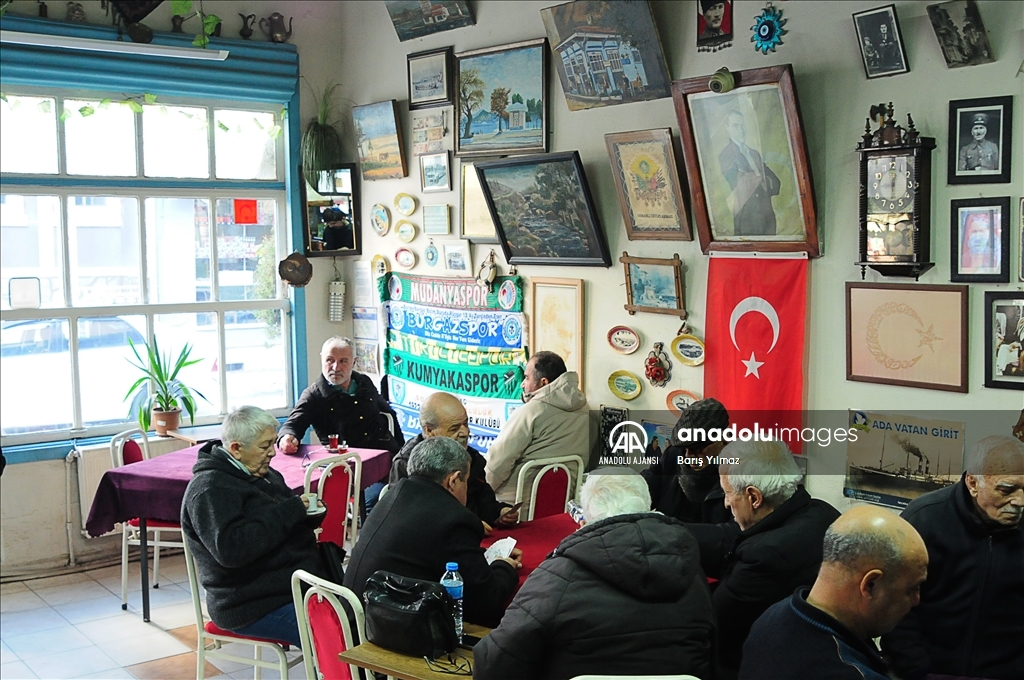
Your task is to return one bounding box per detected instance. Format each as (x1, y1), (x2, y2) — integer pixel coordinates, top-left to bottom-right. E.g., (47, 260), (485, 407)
(482, 513), (579, 588)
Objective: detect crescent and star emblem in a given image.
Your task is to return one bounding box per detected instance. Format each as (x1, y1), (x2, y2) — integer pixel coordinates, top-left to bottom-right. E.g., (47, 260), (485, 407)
(729, 297), (780, 379)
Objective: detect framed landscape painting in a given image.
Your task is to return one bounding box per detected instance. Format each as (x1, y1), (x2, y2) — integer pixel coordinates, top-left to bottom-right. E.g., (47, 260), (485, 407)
(529, 277), (585, 390)
(385, 1), (474, 42)
(408, 47), (453, 110)
(352, 100), (406, 181)
(620, 252), (686, 319)
(605, 128), (690, 241)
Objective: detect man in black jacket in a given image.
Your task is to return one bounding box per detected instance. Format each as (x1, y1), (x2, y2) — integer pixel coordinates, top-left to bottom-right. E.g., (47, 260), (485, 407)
(344, 437), (521, 628)
(881, 435), (1024, 680)
(181, 406), (326, 647)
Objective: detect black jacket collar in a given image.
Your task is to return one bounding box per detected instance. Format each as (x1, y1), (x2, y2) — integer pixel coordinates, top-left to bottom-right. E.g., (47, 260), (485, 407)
(740, 485), (812, 539)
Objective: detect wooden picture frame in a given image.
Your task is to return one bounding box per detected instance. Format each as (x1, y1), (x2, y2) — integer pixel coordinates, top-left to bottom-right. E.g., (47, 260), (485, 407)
(605, 128), (691, 241)
(619, 252), (686, 320)
(852, 4), (910, 79)
(950, 196), (1010, 283)
(420, 151), (451, 193)
(846, 282), (968, 393)
(529, 277), (584, 390)
(984, 291), (1024, 390)
(352, 100), (407, 181)
(408, 46), (454, 110)
(1019, 197), (1023, 282)
(671, 64), (820, 257)
(947, 95), (1013, 185)
(458, 160), (499, 244)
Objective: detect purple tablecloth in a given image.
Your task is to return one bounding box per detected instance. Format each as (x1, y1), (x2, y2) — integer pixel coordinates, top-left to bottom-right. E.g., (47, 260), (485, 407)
(85, 444), (391, 537)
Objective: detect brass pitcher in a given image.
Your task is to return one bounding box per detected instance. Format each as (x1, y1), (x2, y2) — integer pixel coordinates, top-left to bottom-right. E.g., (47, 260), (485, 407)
(259, 12), (293, 43)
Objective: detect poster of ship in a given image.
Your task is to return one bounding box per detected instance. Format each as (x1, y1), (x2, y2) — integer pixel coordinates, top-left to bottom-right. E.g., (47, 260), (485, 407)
(844, 410), (965, 509)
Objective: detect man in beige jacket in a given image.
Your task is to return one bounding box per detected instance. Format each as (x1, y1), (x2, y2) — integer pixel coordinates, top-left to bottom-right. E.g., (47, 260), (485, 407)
(485, 351), (590, 515)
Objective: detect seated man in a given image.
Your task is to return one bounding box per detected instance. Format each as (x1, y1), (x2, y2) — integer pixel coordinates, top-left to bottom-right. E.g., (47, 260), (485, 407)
(181, 406), (326, 647)
(474, 469), (715, 680)
(389, 391), (517, 529)
(485, 352), (590, 514)
(700, 439), (841, 679)
(881, 435), (1024, 680)
(740, 505), (928, 680)
(344, 437), (521, 628)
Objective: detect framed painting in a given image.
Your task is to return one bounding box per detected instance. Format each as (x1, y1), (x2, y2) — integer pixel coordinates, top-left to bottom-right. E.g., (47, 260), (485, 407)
(950, 196), (1009, 283)
(408, 47), (454, 110)
(529, 277), (584, 390)
(846, 282), (968, 393)
(420, 151), (451, 193)
(459, 160), (499, 244)
(385, 1), (474, 42)
(540, 0), (671, 111)
(926, 0), (994, 68)
(605, 128), (691, 241)
(443, 242), (471, 273)
(476, 151), (611, 267)
(671, 65), (819, 257)
(947, 95), (1012, 185)
(456, 38), (548, 157)
(985, 291), (1024, 390)
(1019, 197), (1023, 282)
(697, 0), (733, 53)
(301, 163), (361, 258)
(619, 252), (686, 319)
(852, 5), (910, 79)
(352, 100), (406, 181)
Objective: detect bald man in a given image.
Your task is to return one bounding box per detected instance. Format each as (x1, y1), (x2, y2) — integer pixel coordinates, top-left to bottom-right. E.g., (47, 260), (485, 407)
(882, 435), (1024, 680)
(389, 392), (518, 528)
(740, 506), (927, 680)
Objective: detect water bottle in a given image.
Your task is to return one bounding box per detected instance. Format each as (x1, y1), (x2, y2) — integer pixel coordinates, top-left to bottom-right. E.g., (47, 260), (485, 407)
(440, 562), (464, 638)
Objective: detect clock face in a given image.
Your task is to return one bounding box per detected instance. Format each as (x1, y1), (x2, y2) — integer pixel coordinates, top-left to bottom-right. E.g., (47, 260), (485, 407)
(868, 155), (915, 214)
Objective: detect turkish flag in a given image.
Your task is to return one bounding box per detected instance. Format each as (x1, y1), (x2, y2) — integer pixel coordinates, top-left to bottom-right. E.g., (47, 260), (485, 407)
(705, 258), (808, 451)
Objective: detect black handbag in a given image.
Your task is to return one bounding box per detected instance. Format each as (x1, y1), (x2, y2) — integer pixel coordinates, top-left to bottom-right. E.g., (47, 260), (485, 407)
(362, 570), (458, 659)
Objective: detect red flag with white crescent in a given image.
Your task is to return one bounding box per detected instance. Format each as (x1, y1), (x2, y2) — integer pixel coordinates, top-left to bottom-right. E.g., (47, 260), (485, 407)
(705, 257), (808, 451)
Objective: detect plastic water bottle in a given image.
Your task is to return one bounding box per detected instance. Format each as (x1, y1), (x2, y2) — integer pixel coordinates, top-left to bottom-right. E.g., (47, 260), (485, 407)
(440, 562), (464, 638)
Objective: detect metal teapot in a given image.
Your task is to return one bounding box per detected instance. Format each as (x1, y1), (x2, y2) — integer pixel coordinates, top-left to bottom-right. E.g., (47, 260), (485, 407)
(259, 12), (292, 43)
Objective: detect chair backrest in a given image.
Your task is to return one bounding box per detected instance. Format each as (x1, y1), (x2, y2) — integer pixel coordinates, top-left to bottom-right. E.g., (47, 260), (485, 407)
(304, 454), (362, 547)
(380, 412), (395, 436)
(292, 569), (365, 680)
(180, 537), (209, 638)
(571, 675), (702, 680)
(515, 455), (585, 521)
(377, 483), (390, 501)
(110, 428), (150, 468)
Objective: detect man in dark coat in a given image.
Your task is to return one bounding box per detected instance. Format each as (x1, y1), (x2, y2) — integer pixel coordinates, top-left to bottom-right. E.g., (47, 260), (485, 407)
(181, 406), (326, 647)
(881, 435), (1024, 680)
(719, 109), (781, 236)
(474, 469), (715, 680)
(344, 437), (521, 628)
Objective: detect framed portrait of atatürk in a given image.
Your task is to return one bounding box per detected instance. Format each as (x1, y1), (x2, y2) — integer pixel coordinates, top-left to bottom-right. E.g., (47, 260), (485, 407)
(671, 64), (819, 257)
(985, 291), (1024, 390)
(950, 196), (1010, 283)
(852, 5), (910, 79)
(947, 95), (1012, 185)
(605, 129), (691, 241)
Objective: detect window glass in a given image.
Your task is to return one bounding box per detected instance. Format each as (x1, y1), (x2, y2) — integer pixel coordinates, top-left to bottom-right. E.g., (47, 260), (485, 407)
(63, 99), (137, 176)
(1, 195), (65, 309)
(0, 95), (58, 174)
(226, 308), (286, 410)
(142, 105), (209, 178)
(214, 110), (279, 180)
(215, 199), (278, 301)
(78, 315), (147, 427)
(153, 313), (221, 420)
(68, 196), (141, 306)
(144, 197), (212, 304)
(0, 318), (73, 434)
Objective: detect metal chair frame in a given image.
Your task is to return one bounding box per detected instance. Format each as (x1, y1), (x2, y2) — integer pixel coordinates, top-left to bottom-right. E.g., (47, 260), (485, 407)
(292, 569), (366, 680)
(303, 454), (363, 548)
(514, 455), (585, 521)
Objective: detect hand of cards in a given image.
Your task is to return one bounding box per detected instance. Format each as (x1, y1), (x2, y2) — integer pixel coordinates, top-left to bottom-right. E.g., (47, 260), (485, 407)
(484, 537), (517, 565)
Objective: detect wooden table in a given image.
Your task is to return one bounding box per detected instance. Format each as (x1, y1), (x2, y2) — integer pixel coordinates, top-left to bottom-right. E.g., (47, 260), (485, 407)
(339, 624), (490, 680)
(164, 424), (225, 445)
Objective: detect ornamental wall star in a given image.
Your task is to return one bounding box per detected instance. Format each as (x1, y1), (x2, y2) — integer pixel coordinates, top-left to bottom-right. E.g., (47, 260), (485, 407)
(915, 323), (942, 352)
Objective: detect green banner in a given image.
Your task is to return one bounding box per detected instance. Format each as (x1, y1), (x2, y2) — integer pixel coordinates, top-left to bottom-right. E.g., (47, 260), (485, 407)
(387, 330), (527, 367)
(379, 272), (524, 312)
(384, 347), (524, 400)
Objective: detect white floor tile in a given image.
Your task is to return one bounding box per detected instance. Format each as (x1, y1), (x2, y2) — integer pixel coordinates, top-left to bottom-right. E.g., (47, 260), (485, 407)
(75, 612), (165, 645)
(0, 640), (17, 665)
(0, 591), (47, 615)
(23, 573), (93, 591)
(53, 592), (129, 625)
(73, 668), (135, 680)
(0, 583), (30, 596)
(147, 602), (199, 631)
(124, 583), (192, 610)
(96, 629), (190, 667)
(3, 625), (93, 660)
(0, 607), (70, 637)
(22, 646), (119, 680)
(0, 660), (37, 679)
(31, 581), (112, 608)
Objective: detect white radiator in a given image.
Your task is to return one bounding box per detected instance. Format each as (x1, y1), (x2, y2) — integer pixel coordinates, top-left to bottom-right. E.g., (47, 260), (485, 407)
(71, 442), (115, 537)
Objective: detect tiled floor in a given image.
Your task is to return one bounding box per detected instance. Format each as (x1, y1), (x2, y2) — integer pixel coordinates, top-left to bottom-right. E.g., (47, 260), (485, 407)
(0, 555), (306, 680)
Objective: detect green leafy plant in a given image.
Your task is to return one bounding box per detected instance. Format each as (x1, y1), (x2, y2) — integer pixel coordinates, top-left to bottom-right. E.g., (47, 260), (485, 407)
(301, 82), (344, 185)
(124, 336), (209, 431)
(170, 0), (221, 48)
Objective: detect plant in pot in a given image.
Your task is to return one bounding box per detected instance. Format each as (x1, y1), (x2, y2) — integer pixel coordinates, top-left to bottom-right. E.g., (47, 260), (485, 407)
(124, 337), (209, 435)
(301, 82), (344, 186)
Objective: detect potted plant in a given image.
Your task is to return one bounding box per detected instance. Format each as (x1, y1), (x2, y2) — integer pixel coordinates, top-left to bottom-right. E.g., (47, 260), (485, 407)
(124, 336), (208, 435)
(301, 82), (344, 185)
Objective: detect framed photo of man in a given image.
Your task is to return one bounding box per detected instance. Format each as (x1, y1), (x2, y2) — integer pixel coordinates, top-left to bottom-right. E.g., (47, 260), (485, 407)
(671, 64), (819, 257)
(947, 95), (1012, 185)
(852, 5), (910, 79)
(949, 196), (1009, 283)
(984, 291), (1024, 391)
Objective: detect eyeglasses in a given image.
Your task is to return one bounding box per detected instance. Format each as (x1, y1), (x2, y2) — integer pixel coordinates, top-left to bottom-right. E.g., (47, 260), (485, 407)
(301, 449), (311, 469)
(424, 654), (472, 675)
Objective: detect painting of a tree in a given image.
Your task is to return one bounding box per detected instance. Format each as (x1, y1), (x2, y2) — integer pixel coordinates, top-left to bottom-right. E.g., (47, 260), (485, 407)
(460, 67), (485, 139)
(490, 87), (510, 131)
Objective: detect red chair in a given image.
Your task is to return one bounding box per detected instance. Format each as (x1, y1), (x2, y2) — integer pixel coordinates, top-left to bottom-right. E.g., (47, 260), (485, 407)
(515, 455), (585, 521)
(303, 454), (362, 549)
(292, 569), (366, 680)
(109, 428), (183, 610)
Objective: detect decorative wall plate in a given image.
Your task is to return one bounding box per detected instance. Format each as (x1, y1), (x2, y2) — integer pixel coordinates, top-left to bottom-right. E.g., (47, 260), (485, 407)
(671, 334), (706, 366)
(396, 220), (417, 243)
(370, 204), (391, 236)
(608, 370), (643, 400)
(666, 389), (701, 416)
(424, 240), (439, 267)
(394, 247), (417, 269)
(371, 254), (390, 278)
(607, 325), (641, 354)
(395, 193), (417, 216)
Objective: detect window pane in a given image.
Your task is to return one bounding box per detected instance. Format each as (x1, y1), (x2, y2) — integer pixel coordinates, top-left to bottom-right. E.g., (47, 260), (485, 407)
(78, 315), (147, 427)
(64, 99), (137, 176)
(215, 199), (279, 301)
(0, 95), (58, 174)
(68, 196), (141, 306)
(145, 197), (212, 304)
(226, 308), (286, 410)
(1, 195), (65, 309)
(142, 105), (209, 178)
(214, 110), (279, 180)
(0, 318), (72, 434)
(153, 313), (220, 419)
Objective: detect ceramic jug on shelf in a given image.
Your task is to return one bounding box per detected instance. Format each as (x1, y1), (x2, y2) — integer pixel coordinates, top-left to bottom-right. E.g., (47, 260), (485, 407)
(259, 12), (293, 43)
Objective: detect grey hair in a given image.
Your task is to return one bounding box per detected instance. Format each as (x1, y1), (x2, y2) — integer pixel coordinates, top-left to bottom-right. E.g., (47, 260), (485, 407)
(580, 468), (652, 522)
(720, 439), (803, 507)
(821, 524), (902, 572)
(407, 437), (470, 484)
(221, 406), (278, 447)
(966, 435), (1024, 479)
(321, 336), (353, 355)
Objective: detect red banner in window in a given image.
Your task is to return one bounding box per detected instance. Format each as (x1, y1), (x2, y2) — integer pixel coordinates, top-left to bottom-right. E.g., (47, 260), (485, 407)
(234, 199), (257, 224)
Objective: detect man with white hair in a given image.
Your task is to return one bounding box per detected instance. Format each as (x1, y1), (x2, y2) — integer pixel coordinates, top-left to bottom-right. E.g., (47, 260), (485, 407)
(882, 435), (1024, 680)
(697, 439), (840, 679)
(474, 469), (716, 680)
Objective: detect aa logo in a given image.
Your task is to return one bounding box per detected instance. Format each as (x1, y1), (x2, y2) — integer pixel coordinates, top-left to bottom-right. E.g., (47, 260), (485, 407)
(608, 421), (648, 456)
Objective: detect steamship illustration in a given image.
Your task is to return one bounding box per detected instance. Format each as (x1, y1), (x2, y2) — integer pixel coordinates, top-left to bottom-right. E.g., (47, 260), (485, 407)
(847, 432), (959, 500)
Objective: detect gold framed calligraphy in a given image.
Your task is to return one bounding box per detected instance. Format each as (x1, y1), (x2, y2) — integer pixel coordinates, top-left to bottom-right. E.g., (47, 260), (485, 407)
(605, 129), (691, 241)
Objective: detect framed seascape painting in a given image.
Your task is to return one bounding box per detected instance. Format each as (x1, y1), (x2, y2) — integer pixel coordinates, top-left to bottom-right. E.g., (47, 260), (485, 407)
(385, 1), (474, 42)
(456, 38), (548, 158)
(408, 47), (454, 110)
(852, 5), (910, 79)
(529, 277), (585, 390)
(949, 196), (1009, 283)
(605, 128), (690, 241)
(540, 0), (672, 111)
(926, 0), (994, 68)
(947, 95), (1012, 185)
(671, 65), (819, 257)
(619, 252), (686, 319)
(985, 291), (1024, 390)
(352, 100), (406, 181)
(459, 160), (499, 244)
(475, 151), (611, 267)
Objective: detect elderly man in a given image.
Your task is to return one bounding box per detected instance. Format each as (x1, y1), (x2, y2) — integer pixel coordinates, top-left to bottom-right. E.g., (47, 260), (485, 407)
(181, 406), (326, 646)
(389, 392), (517, 528)
(957, 112), (999, 172)
(344, 437), (521, 628)
(485, 351), (590, 513)
(882, 435), (1024, 680)
(474, 469), (715, 680)
(740, 506), (928, 680)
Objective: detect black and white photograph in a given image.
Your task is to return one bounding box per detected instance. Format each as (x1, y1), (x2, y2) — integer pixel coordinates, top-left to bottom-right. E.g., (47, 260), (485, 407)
(985, 292), (1024, 390)
(926, 0), (995, 68)
(947, 95), (1012, 185)
(852, 5), (910, 79)
(419, 151), (451, 193)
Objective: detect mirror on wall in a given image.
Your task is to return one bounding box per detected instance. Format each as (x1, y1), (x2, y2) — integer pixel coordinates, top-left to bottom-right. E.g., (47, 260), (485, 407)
(303, 163), (361, 257)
